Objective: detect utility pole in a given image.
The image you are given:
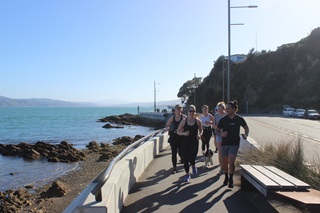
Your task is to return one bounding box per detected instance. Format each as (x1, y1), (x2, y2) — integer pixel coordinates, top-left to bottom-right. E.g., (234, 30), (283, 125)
(154, 81), (160, 112)
(222, 58), (225, 101)
(154, 81), (156, 112)
(227, 1), (257, 102)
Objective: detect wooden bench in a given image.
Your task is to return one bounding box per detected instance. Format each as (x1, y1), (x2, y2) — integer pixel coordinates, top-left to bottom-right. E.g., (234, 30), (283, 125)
(240, 165), (320, 212)
(240, 164), (310, 197)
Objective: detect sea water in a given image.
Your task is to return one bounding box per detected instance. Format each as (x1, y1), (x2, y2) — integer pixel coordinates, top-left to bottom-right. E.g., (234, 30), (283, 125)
(0, 107), (154, 192)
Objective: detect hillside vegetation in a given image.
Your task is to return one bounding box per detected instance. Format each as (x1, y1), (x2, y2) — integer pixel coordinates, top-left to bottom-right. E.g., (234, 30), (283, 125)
(180, 28), (320, 113)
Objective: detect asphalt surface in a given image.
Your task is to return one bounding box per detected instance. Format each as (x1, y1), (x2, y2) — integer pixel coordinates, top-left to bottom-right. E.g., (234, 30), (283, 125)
(243, 115), (320, 161)
(121, 141), (260, 213)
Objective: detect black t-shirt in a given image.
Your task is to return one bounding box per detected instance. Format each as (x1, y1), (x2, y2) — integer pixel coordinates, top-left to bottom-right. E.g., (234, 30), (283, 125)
(217, 114), (247, 146)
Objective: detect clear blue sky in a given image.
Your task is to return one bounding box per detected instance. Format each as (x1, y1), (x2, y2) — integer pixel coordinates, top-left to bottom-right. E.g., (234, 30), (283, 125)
(1, 0), (319, 104)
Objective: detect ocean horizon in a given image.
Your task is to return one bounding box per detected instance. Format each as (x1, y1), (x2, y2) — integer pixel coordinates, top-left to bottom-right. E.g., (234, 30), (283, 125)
(0, 106), (155, 192)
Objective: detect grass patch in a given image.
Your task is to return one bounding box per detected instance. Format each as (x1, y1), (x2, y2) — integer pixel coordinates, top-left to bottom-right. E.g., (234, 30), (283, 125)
(238, 137), (320, 190)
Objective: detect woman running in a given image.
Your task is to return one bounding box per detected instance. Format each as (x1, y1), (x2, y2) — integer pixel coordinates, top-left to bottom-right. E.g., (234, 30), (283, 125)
(165, 104), (186, 174)
(212, 102), (227, 175)
(200, 105), (214, 157)
(177, 105), (203, 182)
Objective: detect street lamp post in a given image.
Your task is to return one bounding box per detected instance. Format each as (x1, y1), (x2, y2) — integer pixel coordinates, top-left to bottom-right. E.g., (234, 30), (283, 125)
(227, 0), (231, 103)
(227, 1), (257, 102)
(193, 73), (198, 106)
(222, 58), (225, 101)
(154, 81), (156, 112)
(154, 81), (160, 112)
(194, 86), (196, 105)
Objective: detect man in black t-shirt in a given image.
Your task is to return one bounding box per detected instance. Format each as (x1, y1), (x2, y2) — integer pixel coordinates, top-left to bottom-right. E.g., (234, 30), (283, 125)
(217, 100), (249, 188)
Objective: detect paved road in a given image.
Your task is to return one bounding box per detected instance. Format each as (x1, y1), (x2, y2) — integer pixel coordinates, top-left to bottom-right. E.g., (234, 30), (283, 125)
(243, 115), (320, 161)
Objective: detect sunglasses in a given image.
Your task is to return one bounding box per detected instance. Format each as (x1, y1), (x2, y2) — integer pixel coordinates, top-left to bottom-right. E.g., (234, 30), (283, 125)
(188, 110), (195, 113)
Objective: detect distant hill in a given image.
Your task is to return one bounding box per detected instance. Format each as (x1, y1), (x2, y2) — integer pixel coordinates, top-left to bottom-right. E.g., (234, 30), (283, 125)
(102, 99), (181, 108)
(0, 96), (181, 108)
(183, 27), (320, 113)
(0, 96), (96, 107)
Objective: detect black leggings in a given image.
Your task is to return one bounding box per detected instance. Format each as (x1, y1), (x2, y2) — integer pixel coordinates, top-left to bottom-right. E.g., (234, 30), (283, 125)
(183, 141), (199, 173)
(201, 127), (212, 151)
(170, 135), (183, 168)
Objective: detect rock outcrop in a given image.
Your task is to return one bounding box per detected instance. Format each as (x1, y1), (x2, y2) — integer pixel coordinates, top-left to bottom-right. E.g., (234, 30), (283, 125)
(85, 135), (145, 162)
(0, 141), (86, 163)
(102, 123), (124, 129)
(98, 113), (165, 130)
(0, 189), (32, 213)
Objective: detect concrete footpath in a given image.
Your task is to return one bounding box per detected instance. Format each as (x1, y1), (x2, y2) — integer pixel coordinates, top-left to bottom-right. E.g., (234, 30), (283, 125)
(121, 141), (260, 213)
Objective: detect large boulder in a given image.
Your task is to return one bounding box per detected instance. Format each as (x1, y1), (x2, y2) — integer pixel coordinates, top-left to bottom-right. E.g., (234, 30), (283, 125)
(112, 136), (134, 146)
(86, 141), (100, 150)
(102, 123), (124, 129)
(40, 181), (69, 198)
(97, 151), (115, 162)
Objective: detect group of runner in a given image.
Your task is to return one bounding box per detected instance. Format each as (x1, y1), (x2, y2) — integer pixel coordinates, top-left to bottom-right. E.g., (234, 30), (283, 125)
(165, 101), (249, 187)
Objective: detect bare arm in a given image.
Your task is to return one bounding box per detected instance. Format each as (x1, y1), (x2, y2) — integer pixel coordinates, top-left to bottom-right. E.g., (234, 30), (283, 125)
(165, 116), (173, 130)
(177, 119), (189, 136)
(209, 114), (214, 125)
(242, 125), (249, 140)
(212, 115), (217, 129)
(197, 118), (203, 140)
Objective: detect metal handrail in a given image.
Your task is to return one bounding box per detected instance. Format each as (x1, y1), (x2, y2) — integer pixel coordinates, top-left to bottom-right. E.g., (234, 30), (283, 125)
(91, 128), (165, 201)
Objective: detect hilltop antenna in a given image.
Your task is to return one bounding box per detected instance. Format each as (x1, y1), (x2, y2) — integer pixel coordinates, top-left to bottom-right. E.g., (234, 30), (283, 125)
(255, 30), (258, 51)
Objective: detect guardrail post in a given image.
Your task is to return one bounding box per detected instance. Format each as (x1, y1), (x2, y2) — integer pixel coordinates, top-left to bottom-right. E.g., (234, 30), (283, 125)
(95, 189), (102, 202)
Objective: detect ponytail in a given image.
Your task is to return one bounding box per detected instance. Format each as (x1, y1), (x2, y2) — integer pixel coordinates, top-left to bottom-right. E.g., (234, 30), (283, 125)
(227, 100), (238, 112)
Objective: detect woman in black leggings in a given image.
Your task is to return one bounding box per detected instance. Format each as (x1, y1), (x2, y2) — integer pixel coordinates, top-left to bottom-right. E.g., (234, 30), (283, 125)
(177, 105), (203, 182)
(165, 104), (186, 174)
(200, 105), (214, 156)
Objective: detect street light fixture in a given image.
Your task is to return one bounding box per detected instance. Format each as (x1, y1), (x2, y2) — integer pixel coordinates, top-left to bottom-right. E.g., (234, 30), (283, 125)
(227, 1), (257, 102)
(154, 81), (160, 112)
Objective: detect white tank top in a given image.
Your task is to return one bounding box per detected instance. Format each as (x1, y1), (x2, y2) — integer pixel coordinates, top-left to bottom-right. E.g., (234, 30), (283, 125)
(200, 114), (211, 127)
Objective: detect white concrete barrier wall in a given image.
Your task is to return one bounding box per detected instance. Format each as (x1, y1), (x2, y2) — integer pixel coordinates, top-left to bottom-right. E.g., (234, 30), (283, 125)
(239, 136), (260, 153)
(68, 131), (170, 213)
(139, 112), (166, 121)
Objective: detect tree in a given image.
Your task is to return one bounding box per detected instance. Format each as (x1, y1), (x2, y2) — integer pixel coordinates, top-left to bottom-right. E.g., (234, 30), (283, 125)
(177, 77), (202, 104)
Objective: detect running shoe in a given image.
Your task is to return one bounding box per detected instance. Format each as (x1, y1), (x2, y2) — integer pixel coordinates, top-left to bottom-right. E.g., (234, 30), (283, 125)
(171, 168), (177, 174)
(228, 179), (234, 188)
(192, 166), (198, 176)
(223, 176), (229, 186)
(184, 174), (191, 182)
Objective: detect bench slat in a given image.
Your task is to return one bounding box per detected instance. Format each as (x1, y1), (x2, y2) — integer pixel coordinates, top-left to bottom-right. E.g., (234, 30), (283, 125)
(264, 166), (310, 189)
(252, 165), (294, 189)
(240, 165), (279, 189)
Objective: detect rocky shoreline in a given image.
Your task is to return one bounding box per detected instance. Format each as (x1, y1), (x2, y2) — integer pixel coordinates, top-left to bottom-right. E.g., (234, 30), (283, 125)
(0, 141), (86, 163)
(0, 113), (164, 213)
(0, 135), (145, 213)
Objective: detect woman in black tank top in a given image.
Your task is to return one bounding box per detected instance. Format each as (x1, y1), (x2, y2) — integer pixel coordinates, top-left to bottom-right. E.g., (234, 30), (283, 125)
(165, 105), (186, 174)
(177, 105), (203, 182)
